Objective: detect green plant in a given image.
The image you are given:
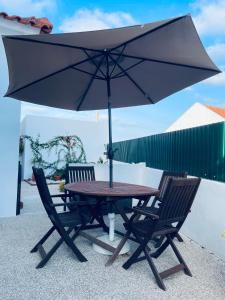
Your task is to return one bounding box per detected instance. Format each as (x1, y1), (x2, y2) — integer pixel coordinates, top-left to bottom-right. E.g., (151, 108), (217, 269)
(24, 135), (43, 168)
(22, 134), (87, 176)
(97, 156), (106, 164)
(59, 181), (65, 192)
(97, 156), (108, 164)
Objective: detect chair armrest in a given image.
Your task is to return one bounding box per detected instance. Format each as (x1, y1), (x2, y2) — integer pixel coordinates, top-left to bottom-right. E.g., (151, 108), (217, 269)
(132, 207), (159, 220)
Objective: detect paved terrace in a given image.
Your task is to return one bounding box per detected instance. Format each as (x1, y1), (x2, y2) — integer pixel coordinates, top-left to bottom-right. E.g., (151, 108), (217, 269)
(0, 182), (224, 300)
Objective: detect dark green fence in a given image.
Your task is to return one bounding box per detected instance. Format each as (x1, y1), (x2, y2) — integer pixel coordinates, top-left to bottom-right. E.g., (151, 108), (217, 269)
(112, 121), (225, 182)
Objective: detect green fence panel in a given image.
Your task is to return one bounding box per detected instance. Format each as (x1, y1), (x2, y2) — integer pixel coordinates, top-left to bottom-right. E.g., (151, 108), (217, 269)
(112, 121), (225, 182)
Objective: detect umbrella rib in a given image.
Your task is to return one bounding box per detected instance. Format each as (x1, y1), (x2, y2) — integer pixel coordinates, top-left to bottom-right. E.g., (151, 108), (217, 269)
(111, 59), (145, 79)
(84, 50), (106, 79)
(5, 53), (103, 97)
(71, 66), (105, 79)
(77, 55), (105, 111)
(4, 36), (104, 54)
(109, 45), (126, 77)
(110, 52), (220, 73)
(109, 54), (154, 104)
(111, 15), (186, 51)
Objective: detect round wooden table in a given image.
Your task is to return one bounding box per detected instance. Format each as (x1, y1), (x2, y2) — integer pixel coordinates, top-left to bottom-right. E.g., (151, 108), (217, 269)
(65, 180), (158, 198)
(65, 181), (159, 260)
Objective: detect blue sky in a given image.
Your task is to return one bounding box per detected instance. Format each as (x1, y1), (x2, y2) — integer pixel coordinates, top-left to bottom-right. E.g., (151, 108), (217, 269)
(1, 0), (225, 141)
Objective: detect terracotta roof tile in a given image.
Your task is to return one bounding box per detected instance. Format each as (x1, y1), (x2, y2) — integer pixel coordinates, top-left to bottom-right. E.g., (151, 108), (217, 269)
(206, 105), (225, 119)
(0, 12), (53, 33)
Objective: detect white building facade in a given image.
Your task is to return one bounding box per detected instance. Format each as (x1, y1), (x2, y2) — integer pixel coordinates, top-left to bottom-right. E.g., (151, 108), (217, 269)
(166, 102), (225, 132)
(0, 14), (51, 217)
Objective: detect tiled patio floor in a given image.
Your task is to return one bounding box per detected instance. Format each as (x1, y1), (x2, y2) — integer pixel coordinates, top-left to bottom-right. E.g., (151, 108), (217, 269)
(0, 182), (224, 300)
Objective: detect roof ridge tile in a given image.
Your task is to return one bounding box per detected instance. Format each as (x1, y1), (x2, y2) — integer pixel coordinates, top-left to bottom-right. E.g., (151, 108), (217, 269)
(0, 12), (53, 33)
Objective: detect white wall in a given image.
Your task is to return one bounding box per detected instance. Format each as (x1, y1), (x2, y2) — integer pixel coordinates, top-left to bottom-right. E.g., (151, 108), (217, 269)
(181, 179), (225, 260)
(166, 102), (225, 132)
(21, 115), (108, 179)
(0, 18), (40, 217)
(94, 163), (225, 261)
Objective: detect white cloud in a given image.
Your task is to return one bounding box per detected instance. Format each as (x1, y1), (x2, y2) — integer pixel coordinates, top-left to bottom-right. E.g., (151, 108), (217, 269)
(193, 0), (225, 36)
(59, 8), (136, 33)
(0, 0), (56, 16)
(207, 43), (225, 61)
(204, 69), (225, 85)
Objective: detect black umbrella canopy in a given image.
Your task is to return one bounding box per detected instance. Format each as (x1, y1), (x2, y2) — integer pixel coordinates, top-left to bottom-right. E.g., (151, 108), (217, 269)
(2, 14), (220, 187)
(3, 15), (220, 110)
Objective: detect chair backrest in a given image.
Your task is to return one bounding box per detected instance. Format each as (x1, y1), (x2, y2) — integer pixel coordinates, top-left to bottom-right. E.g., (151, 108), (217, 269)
(32, 167), (60, 225)
(157, 177), (201, 226)
(65, 165), (95, 184)
(158, 170), (187, 200)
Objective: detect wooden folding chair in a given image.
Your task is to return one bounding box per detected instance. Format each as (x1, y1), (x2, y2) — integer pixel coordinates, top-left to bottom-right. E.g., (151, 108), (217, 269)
(150, 170), (187, 209)
(31, 167), (93, 268)
(139, 170), (187, 247)
(64, 164), (109, 231)
(122, 177), (201, 290)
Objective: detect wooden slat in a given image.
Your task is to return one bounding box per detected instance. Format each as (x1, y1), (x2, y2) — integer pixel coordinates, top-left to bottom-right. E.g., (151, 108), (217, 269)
(159, 263), (184, 279)
(67, 166), (96, 183)
(37, 244), (47, 260)
(80, 231), (116, 252)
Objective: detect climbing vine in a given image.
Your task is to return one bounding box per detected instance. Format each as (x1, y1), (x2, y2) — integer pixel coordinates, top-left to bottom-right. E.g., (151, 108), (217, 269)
(21, 135), (87, 177)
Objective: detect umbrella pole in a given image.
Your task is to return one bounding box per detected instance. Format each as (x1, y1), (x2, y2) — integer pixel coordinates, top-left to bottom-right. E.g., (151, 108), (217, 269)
(107, 76), (113, 188)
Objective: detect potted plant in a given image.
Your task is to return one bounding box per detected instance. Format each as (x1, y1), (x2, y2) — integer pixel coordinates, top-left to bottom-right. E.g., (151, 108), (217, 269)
(52, 168), (66, 181)
(54, 175), (61, 181)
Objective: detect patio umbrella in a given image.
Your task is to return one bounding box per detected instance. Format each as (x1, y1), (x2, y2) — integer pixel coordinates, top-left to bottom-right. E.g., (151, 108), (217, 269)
(2, 14), (220, 187)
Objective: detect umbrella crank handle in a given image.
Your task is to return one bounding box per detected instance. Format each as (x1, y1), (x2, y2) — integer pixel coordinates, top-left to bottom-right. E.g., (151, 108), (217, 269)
(104, 148), (118, 160)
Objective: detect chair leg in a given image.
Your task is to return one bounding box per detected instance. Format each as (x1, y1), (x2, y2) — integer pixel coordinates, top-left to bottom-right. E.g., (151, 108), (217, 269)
(89, 216), (95, 224)
(151, 238), (170, 259)
(36, 227), (74, 268)
(71, 225), (85, 241)
(58, 228), (87, 263)
(36, 237), (64, 268)
(123, 244), (143, 270)
(105, 229), (131, 266)
(96, 215), (109, 233)
(176, 233), (183, 242)
(167, 235), (192, 276)
(36, 227), (85, 268)
(30, 226), (55, 253)
(153, 235), (165, 248)
(123, 239), (166, 291)
(88, 201), (109, 232)
(144, 247), (166, 291)
(61, 196), (67, 212)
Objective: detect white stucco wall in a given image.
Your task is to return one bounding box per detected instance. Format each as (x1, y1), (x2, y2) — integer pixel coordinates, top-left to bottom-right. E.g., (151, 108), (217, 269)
(93, 163), (225, 261)
(0, 18), (40, 217)
(21, 115), (108, 179)
(166, 102), (225, 132)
